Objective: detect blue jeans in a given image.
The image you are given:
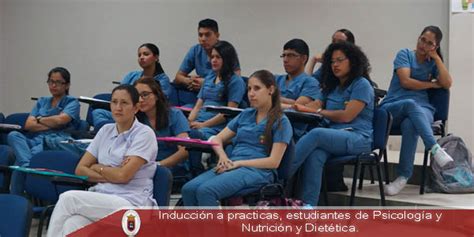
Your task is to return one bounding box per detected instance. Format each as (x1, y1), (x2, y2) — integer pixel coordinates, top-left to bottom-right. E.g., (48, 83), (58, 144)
(381, 99), (435, 179)
(291, 128), (372, 206)
(91, 109), (114, 131)
(181, 167), (273, 206)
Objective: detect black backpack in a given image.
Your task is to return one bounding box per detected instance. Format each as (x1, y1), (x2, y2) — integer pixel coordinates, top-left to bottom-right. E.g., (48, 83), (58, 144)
(429, 134), (474, 193)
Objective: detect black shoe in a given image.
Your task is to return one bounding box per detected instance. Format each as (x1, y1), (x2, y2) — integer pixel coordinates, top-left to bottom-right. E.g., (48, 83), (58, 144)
(326, 182), (348, 192)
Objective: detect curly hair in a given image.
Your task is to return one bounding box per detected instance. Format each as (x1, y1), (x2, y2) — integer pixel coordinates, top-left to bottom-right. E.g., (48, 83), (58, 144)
(320, 42), (372, 95)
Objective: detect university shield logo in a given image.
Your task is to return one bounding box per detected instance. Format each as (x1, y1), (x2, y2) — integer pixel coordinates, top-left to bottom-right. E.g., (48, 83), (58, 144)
(121, 209), (141, 236)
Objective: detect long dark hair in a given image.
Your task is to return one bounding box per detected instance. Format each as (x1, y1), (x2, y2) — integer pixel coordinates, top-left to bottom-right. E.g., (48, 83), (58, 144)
(420, 25), (444, 61)
(139, 43), (165, 76)
(249, 70), (283, 154)
(213, 40), (239, 102)
(134, 76), (169, 130)
(320, 42), (372, 96)
(48, 67), (71, 95)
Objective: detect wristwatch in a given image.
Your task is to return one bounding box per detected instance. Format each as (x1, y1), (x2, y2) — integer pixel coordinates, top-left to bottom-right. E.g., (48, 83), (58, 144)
(36, 116), (43, 123)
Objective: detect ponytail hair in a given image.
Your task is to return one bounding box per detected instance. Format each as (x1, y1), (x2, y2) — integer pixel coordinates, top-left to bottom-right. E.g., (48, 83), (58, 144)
(249, 70), (283, 154)
(139, 43), (165, 75)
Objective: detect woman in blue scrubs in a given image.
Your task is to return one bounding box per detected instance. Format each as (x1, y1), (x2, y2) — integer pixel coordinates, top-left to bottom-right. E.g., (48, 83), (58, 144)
(187, 40), (245, 140)
(182, 70), (293, 206)
(382, 26), (453, 196)
(8, 67), (80, 195)
(134, 77), (190, 176)
(291, 42), (374, 206)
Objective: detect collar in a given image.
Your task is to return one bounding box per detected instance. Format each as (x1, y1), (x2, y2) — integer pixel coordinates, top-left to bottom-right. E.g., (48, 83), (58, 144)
(110, 117), (139, 138)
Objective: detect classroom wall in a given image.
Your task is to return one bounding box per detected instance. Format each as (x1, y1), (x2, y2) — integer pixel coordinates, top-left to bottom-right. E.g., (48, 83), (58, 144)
(448, 9), (474, 149)
(3, 0), (470, 150)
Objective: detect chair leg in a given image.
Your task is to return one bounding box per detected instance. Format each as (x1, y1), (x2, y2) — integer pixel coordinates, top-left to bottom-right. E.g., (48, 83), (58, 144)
(369, 166), (375, 184)
(321, 168), (329, 206)
(350, 161), (361, 206)
(383, 149), (390, 184)
(420, 149), (429, 195)
(37, 205), (55, 237)
(376, 163), (386, 206)
(358, 165), (365, 190)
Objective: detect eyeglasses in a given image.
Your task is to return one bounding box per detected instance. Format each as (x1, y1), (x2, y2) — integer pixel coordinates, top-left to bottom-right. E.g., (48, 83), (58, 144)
(139, 91), (154, 99)
(280, 53), (301, 59)
(330, 57), (348, 65)
(46, 79), (67, 86)
(418, 37), (436, 48)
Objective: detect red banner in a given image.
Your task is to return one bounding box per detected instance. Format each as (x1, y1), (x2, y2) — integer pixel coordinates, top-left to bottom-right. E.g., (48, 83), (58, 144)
(70, 208), (474, 237)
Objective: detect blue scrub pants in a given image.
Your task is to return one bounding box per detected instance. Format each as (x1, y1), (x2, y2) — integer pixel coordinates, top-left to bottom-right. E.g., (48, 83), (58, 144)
(291, 128), (372, 206)
(7, 131), (44, 195)
(181, 166), (273, 206)
(380, 99), (436, 179)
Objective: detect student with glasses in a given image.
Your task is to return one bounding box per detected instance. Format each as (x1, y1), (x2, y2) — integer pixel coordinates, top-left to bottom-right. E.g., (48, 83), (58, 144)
(7, 67), (80, 195)
(275, 39), (321, 139)
(134, 77), (191, 177)
(381, 26), (454, 196)
(290, 42), (374, 206)
(91, 43), (171, 131)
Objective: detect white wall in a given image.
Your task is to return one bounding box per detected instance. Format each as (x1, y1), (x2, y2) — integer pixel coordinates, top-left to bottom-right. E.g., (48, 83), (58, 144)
(4, 0), (471, 149)
(448, 9), (474, 149)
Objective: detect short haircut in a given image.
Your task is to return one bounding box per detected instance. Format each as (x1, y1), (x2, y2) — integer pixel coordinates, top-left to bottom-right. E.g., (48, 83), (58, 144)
(283, 38), (309, 56)
(198, 18), (219, 33)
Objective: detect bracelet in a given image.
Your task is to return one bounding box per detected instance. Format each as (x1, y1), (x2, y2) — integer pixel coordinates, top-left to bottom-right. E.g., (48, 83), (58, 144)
(36, 116), (42, 123)
(99, 167), (104, 174)
(316, 108), (323, 114)
(157, 161), (161, 166)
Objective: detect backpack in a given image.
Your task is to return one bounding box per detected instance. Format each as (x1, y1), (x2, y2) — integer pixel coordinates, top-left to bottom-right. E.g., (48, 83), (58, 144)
(429, 134), (474, 193)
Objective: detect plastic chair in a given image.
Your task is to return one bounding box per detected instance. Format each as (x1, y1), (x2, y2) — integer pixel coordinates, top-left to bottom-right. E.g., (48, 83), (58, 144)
(23, 150), (81, 237)
(85, 93), (112, 128)
(382, 88), (449, 194)
(222, 139), (296, 206)
(0, 145), (15, 193)
(323, 108), (392, 206)
(0, 194), (33, 237)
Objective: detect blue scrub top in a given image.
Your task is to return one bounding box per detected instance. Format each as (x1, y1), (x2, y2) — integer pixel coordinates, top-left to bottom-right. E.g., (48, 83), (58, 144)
(121, 70), (172, 98)
(196, 72), (245, 123)
(275, 72), (321, 100)
(31, 95), (81, 131)
(178, 44), (212, 78)
(142, 108), (190, 161)
(323, 77), (374, 138)
(312, 67), (322, 82)
(227, 108), (293, 161)
(381, 48), (438, 113)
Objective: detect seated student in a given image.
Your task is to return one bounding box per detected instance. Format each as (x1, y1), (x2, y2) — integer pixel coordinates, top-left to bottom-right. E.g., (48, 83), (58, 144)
(305, 29), (355, 81)
(382, 26), (453, 196)
(174, 18), (240, 93)
(134, 77), (190, 176)
(291, 42), (374, 206)
(276, 38), (320, 139)
(187, 40), (245, 140)
(7, 67), (80, 195)
(46, 85), (157, 236)
(92, 43), (171, 130)
(305, 29), (356, 192)
(182, 70), (293, 206)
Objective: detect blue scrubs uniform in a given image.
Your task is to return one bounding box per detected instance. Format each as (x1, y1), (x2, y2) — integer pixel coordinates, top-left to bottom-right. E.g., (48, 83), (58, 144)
(182, 108), (293, 206)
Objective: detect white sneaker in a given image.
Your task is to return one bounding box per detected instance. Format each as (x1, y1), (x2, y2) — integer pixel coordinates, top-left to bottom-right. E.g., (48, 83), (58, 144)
(384, 176), (408, 196)
(431, 144), (454, 167)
